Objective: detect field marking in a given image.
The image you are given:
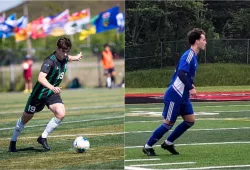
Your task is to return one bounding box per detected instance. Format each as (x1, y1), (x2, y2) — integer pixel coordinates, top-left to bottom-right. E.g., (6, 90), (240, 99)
(0, 104), (124, 115)
(0, 132), (124, 141)
(125, 117), (250, 124)
(125, 141), (250, 149)
(0, 116), (124, 131)
(131, 162), (196, 167)
(125, 166), (154, 170)
(128, 111), (219, 116)
(165, 164), (250, 170)
(125, 127), (250, 134)
(125, 158), (161, 162)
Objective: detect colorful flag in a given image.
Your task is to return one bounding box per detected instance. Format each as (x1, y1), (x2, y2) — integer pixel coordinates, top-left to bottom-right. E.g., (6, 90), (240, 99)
(79, 15), (98, 40)
(14, 16), (28, 42)
(64, 8), (90, 35)
(0, 13), (5, 24)
(116, 12), (124, 33)
(0, 14), (16, 38)
(30, 17), (46, 39)
(94, 6), (119, 33)
(68, 8), (90, 21)
(43, 9), (69, 36)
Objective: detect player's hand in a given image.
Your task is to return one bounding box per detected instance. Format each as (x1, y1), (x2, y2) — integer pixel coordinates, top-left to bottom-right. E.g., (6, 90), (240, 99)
(189, 88), (197, 97)
(51, 86), (61, 94)
(76, 52), (82, 61)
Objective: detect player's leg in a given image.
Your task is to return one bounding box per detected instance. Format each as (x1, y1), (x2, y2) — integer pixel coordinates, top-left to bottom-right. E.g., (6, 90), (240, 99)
(24, 79), (29, 93)
(143, 101), (178, 156)
(38, 94), (65, 150)
(9, 98), (42, 152)
(106, 72), (112, 88)
(111, 68), (116, 87)
(164, 100), (195, 154)
(9, 112), (34, 152)
(28, 77), (33, 93)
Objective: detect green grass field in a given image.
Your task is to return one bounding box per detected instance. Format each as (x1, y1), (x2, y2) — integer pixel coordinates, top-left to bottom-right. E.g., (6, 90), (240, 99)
(0, 88), (124, 169)
(125, 100), (250, 169)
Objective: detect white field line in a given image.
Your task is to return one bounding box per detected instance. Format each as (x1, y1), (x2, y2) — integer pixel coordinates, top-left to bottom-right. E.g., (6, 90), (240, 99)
(125, 166), (155, 170)
(125, 141), (250, 149)
(125, 117), (250, 124)
(131, 104), (250, 110)
(0, 116), (124, 131)
(0, 104), (124, 114)
(131, 162), (196, 167)
(0, 132), (124, 141)
(125, 158), (161, 162)
(125, 127), (250, 134)
(126, 110), (250, 114)
(165, 164), (250, 170)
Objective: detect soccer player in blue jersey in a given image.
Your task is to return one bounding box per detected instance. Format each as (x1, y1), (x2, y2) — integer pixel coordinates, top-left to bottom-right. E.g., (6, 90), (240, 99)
(143, 28), (207, 156)
(9, 37), (83, 152)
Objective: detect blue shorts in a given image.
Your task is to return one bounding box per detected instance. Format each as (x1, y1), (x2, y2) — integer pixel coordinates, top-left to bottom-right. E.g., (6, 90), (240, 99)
(162, 99), (194, 123)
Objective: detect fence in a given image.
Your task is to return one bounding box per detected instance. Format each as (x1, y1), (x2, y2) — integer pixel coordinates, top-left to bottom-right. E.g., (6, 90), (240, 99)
(125, 39), (250, 71)
(0, 44), (124, 91)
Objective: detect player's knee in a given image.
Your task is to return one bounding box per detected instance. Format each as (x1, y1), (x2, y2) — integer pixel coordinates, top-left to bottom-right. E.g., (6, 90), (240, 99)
(184, 121), (195, 127)
(162, 123), (173, 130)
(163, 119), (175, 126)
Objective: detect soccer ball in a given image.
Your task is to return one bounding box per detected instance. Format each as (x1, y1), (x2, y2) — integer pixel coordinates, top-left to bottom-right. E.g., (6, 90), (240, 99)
(73, 136), (90, 153)
(22, 63), (29, 70)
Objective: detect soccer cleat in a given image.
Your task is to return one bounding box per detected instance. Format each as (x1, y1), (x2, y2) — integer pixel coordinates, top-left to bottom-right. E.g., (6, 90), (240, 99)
(142, 146), (158, 156)
(9, 141), (17, 152)
(37, 136), (51, 150)
(161, 142), (179, 155)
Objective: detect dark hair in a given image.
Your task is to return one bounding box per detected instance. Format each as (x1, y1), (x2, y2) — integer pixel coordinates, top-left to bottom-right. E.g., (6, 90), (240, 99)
(104, 44), (110, 48)
(187, 28), (205, 45)
(57, 37), (72, 49)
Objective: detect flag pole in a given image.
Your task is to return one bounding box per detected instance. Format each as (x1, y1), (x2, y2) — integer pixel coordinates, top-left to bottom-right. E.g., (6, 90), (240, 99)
(23, 1), (32, 55)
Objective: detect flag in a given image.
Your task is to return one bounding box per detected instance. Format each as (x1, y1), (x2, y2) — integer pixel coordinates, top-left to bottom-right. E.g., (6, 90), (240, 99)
(30, 17), (46, 39)
(64, 8), (90, 35)
(0, 14), (16, 38)
(43, 9), (69, 36)
(0, 13), (5, 24)
(68, 8), (90, 21)
(94, 6), (119, 33)
(14, 16), (28, 42)
(116, 12), (124, 33)
(79, 15), (98, 40)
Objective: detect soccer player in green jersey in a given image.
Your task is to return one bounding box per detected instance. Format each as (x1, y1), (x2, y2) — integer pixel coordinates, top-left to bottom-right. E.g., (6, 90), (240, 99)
(9, 37), (82, 152)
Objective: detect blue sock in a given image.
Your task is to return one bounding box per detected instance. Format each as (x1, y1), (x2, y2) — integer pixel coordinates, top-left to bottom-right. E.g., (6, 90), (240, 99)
(167, 121), (194, 143)
(146, 123), (172, 147)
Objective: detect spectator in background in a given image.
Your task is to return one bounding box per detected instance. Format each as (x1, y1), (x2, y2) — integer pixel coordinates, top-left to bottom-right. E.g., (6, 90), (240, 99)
(101, 44), (116, 88)
(22, 54), (33, 93)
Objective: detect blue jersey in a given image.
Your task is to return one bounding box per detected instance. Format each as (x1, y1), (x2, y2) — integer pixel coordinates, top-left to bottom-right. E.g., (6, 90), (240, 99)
(164, 48), (198, 100)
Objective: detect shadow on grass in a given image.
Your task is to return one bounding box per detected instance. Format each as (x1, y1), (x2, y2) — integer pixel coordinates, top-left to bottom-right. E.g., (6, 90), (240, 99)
(16, 147), (47, 152)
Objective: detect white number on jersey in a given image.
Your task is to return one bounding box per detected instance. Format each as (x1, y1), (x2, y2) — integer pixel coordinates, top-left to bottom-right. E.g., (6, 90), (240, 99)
(58, 72), (64, 79)
(28, 105), (36, 113)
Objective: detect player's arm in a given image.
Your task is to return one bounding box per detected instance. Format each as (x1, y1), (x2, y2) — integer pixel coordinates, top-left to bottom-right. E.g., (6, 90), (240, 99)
(38, 72), (61, 94)
(177, 70), (196, 96)
(68, 52), (82, 62)
(38, 59), (61, 94)
(177, 70), (193, 90)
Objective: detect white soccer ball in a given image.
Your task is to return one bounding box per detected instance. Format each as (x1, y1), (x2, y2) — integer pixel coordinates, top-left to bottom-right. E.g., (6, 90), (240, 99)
(73, 136), (90, 153)
(22, 63), (29, 70)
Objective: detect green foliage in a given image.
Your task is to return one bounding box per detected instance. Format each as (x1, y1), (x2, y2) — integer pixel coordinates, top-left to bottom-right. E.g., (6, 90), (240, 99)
(125, 63), (250, 88)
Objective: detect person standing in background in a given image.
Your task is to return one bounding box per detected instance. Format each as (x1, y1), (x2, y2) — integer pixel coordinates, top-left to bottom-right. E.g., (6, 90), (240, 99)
(101, 44), (116, 88)
(22, 54), (33, 93)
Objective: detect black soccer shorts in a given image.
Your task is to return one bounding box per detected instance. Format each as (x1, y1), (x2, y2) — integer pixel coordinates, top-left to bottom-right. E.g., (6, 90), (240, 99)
(24, 94), (63, 114)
